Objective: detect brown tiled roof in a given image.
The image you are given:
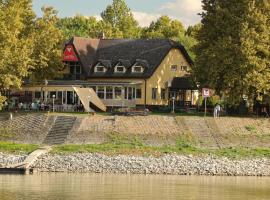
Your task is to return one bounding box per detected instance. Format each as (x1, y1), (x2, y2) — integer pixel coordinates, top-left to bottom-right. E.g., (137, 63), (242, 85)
(66, 37), (193, 79)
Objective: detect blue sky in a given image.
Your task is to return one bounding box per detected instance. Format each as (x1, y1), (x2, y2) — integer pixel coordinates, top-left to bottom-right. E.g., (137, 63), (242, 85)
(33, 0), (202, 27)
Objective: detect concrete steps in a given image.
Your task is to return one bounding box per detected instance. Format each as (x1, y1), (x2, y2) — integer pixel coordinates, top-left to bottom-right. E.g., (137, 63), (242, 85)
(43, 116), (76, 145)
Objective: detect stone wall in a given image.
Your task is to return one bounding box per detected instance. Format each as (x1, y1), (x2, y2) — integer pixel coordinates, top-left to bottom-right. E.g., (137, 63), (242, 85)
(67, 115), (270, 148)
(0, 113), (55, 144)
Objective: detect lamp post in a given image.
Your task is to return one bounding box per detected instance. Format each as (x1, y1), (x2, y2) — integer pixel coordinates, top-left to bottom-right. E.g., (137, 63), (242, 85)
(52, 95), (56, 112)
(172, 97), (175, 113)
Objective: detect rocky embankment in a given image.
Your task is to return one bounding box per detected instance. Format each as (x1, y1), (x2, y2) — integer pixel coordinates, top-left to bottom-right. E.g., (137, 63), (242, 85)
(31, 153), (270, 176)
(0, 153), (27, 167)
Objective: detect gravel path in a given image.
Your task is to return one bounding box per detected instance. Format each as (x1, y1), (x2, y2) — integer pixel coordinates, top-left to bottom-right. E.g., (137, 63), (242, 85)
(31, 153), (270, 176)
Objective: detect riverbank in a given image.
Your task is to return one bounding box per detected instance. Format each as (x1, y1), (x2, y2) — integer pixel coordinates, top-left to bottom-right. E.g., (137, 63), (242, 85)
(32, 153), (270, 176)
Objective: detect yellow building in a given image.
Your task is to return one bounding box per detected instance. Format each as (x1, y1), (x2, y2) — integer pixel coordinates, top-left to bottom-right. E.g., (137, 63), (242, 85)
(17, 37), (198, 111)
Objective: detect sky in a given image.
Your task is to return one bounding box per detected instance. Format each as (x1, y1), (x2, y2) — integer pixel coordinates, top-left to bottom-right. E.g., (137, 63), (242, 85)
(33, 0), (202, 27)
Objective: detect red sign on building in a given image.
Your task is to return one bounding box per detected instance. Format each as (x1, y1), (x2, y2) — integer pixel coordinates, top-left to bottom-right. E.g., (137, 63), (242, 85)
(63, 45), (78, 62)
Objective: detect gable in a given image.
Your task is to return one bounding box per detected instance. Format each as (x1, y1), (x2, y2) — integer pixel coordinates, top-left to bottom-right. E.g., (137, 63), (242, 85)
(63, 45), (78, 62)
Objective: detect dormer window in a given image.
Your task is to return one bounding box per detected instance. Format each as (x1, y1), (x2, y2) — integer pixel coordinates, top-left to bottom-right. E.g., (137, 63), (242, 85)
(132, 66), (144, 73)
(94, 63), (107, 73)
(181, 66), (188, 71)
(114, 66), (126, 73)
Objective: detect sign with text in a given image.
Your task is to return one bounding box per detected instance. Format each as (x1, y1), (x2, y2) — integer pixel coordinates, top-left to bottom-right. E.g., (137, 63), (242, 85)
(202, 88), (211, 98)
(63, 45), (78, 62)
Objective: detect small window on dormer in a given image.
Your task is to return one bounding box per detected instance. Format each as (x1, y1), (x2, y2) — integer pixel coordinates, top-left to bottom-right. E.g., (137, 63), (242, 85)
(181, 66), (188, 71)
(132, 66), (144, 73)
(94, 65), (106, 73)
(171, 65), (177, 71)
(115, 66), (126, 73)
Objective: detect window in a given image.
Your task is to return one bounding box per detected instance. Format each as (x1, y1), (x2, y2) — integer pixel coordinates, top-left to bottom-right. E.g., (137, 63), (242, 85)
(67, 62), (81, 79)
(171, 65), (178, 71)
(95, 66), (106, 73)
(136, 88), (142, 99)
(57, 91), (62, 99)
(181, 66), (188, 71)
(161, 88), (166, 100)
(114, 66), (126, 73)
(114, 87), (122, 99)
(97, 86), (105, 99)
(125, 87), (133, 100)
(132, 66), (144, 73)
(152, 88), (157, 100)
(106, 86), (113, 99)
(34, 91), (41, 99)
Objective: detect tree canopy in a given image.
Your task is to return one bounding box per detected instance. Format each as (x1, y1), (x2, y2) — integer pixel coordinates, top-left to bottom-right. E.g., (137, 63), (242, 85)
(101, 0), (140, 38)
(0, 0), (64, 107)
(194, 0), (270, 104)
(0, 0), (35, 106)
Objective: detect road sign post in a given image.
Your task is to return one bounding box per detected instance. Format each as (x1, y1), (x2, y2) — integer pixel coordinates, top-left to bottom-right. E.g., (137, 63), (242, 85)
(202, 88), (211, 117)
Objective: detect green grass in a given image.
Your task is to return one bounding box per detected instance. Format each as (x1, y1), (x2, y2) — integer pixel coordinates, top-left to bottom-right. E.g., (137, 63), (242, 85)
(51, 133), (270, 158)
(52, 143), (270, 159)
(0, 141), (38, 153)
(245, 125), (257, 132)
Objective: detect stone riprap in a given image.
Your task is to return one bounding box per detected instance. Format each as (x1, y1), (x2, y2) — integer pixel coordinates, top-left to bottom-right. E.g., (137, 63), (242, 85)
(32, 154), (270, 176)
(0, 153), (27, 167)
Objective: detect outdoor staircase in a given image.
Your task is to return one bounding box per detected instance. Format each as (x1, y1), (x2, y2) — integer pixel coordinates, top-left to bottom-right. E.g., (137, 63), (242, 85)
(43, 116), (76, 145)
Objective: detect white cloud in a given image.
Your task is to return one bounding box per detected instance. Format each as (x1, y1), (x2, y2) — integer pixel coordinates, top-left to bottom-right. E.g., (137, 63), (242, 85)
(132, 11), (160, 27)
(159, 0), (202, 27)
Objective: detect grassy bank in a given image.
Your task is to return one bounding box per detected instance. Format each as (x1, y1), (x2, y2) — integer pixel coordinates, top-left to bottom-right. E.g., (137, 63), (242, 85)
(51, 140), (270, 159)
(0, 141), (38, 154)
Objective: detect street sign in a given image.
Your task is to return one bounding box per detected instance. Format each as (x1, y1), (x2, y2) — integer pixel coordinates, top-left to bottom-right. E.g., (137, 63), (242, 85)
(202, 88), (211, 117)
(202, 88), (211, 98)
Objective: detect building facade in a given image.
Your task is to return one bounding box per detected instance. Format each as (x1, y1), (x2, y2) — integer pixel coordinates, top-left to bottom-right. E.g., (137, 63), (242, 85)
(16, 37), (198, 110)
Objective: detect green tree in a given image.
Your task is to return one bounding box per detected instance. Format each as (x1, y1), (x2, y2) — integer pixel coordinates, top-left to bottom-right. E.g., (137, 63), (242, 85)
(142, 16), (196, 59)
(186, 23), (202, 38)
(58, 15), (101, 39)
(194, 0), (270, 104)
(30, 7), (64, 95)
(0, 0), (35, 107)
(142, 16), (185, 39)
(101, 0), (140, 38)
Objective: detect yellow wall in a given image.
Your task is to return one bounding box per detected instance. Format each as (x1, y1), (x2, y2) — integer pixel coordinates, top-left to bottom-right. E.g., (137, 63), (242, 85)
(146, 48), (191, 105)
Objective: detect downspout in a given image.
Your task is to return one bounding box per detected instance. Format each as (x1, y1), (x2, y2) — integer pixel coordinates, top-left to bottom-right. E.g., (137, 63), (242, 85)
(144, 79), (147, 109)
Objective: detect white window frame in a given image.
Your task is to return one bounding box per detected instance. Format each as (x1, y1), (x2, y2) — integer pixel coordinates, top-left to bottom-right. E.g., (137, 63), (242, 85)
(114, 65), (126, 73)
(94, 63), (107, 73)
(132, 65), (144, 73)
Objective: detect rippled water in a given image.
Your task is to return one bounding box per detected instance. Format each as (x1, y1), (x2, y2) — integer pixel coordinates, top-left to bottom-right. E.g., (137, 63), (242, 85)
(0, 174), (269, 200)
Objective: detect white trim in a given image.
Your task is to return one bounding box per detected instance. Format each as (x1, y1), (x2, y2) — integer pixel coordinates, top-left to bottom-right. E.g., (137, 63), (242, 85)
(94, 63), (107, 73)
(114, 65), (126, 73)
(132, 65), (144, 73)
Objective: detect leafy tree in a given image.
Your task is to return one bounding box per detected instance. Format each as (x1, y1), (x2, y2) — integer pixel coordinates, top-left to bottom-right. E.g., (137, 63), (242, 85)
(142, 16), (185, 39)
(194, 0), (270, 104)
(186, 23), (202, 38)
(101, 0), (140, 38)
(58, 15), (101, 39)
(0, 0), (35, 107)
(30, 7), (64, 84)
(142, 16), (196, 59)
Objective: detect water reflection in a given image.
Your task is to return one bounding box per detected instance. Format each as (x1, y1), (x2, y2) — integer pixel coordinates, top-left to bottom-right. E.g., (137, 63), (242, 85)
(0, 174), (269, 200)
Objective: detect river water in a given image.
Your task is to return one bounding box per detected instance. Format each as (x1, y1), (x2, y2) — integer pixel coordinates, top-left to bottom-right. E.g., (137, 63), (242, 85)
(0, 174), (269, 200)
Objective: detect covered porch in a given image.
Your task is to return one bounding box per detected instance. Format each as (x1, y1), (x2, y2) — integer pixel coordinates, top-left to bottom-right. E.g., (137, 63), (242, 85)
(7, 80), (142, 112)
(169, 77), (198, 108)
